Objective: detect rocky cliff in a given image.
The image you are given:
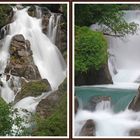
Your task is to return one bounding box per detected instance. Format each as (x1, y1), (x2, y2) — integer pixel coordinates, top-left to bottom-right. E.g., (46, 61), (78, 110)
(75, 64), (113, 86)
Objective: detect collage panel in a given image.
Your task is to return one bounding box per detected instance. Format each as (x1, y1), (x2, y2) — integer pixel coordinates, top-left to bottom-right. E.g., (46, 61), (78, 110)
(73, 2), (140, 138)
(0, 2), (69, 137)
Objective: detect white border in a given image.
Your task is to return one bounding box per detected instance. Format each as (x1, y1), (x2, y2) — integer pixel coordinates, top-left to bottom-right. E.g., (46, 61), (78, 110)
(0, 2), (69, 139)
(73, 1), (140, 139)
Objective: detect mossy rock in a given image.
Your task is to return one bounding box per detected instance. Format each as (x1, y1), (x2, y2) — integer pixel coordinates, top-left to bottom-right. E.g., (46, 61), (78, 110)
(32, 78), (67, 136)
(36, 78), (67, 119)
(32, 87), (67, 136)
(15, 79), (51, 102)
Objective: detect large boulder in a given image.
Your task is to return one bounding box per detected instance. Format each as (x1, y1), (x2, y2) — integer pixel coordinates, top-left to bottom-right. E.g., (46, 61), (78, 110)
(15, 79), (51, 102)
(5, 34), (41, 80)
(79, 119), (96, 136)
(75, 64), (113, 86)
(85, 96), (111, 111)
(128, 86), (140, 111)
(36, 78), (66, 119)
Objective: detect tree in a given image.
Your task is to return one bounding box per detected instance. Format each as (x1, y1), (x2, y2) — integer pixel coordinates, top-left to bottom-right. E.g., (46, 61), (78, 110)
(75, 4), (138, 37)
(75, 26), (108, 73)
(0, 97), (13, 135)
(0, 97), (30, 136)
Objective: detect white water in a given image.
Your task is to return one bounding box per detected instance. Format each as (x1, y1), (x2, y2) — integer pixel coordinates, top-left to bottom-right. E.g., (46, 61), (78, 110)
(108, 11), (140, 85)
(47, 13), (61, 44)
(75, 10), (140, 136)
(10, 7), (66, 90)
(0, 6), (66, 135)
(75, 108), (140, 136)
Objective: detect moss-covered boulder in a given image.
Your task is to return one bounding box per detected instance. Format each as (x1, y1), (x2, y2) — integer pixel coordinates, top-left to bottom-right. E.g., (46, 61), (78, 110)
(15, 79), (51, 102)
(32, 78), (67, 136)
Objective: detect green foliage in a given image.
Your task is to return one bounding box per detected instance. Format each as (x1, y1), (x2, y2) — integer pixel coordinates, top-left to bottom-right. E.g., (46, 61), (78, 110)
(75, 4), (138, 37)
(75, 26), (108, 73)
(15, 80), (50, 101)
(21, 80), (49, 96)
(32, 93), (67, 136)
(0, 97), (12, 135)
(75, 4), (94, 26)
(32, 79), (67, 136)
(0, 97), (29, 136)
(0, 5), (12, 28)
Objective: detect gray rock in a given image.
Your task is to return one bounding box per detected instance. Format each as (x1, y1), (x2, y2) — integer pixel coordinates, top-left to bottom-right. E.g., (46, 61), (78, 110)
(12, 34), (25, 43)
(128, 86), (140, 111)
(79, 119), (96, 136)
(0, 80), (3, 87)
(85, 96), (111, 111)
(5, 34), (41, 80)
(75, 64), (113, 86)
(75, 96), (79, 114)
(36, 79), (66, 119)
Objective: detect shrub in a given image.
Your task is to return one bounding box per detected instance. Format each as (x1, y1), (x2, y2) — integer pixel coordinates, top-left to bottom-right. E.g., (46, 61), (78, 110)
(75, 26), (108, 73)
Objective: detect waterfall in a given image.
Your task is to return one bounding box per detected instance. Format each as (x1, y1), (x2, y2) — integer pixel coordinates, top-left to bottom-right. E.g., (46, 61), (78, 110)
(108, 11), (140, 84)
(47, 13), (61, 44)
(95, 100), (111, 111)
(0, 6), (66, 135)
(75, 10), (140, 136)
(8, 7), (66, 90)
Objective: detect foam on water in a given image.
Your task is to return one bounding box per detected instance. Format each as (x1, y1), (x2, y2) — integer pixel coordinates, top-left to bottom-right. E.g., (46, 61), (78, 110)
(76, 10), (140, 136)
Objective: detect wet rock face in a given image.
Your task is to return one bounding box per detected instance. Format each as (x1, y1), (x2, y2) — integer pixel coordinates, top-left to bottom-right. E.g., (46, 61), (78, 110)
(41, 11), (67, 59)
(5, 34), (41, 80)
(42, 13), (51, 34)
(128, 86), (140, 111)
(79, 119), (96, 136)
(75, 64), (113, 86)
(55, 16), (67, 60)
(85, 96), (111, 111)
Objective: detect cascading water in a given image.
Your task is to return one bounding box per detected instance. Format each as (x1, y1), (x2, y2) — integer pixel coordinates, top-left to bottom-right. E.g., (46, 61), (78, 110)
(75, 10), (140, 136)
(47, 13), (61, 44)
(0, 5), (66, 135)
(10, 7), (66, 90)
(108, 11), (140, 84)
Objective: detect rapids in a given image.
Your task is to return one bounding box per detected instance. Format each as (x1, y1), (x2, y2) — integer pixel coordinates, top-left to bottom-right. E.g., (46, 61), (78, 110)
(75, 10), (140, 137)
